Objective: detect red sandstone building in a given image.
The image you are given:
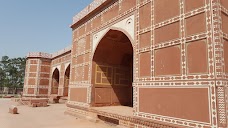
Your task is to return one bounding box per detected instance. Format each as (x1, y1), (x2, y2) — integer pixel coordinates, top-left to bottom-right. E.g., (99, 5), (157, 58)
(23, 0), (228, 127)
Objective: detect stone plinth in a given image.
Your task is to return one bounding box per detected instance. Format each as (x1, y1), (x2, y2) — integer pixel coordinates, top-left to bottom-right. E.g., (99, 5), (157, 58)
(28, 98), (48, 107)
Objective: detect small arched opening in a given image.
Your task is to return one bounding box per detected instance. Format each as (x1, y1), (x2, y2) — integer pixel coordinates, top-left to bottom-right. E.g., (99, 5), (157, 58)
(51, 68), (60, 95)
(63, 65), (70, 97)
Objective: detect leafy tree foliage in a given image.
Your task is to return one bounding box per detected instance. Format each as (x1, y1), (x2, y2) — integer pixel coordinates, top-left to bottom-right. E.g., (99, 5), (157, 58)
(0, 56), (26, 88)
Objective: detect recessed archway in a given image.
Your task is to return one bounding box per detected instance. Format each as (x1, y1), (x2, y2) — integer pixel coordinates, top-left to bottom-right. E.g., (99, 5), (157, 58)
(51, 68), (60, 95)
(63, 64), (70, 97)
(92, 29), (133, 107)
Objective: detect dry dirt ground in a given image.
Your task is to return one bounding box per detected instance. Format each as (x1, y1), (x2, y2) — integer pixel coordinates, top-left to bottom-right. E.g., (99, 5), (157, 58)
(0, 99), (116, 128)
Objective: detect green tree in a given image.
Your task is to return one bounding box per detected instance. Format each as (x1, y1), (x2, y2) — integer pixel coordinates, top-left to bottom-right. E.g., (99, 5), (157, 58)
(0, 67), (4, 87)
(0, 56), (26, 89)
(0, 56), (9, 87)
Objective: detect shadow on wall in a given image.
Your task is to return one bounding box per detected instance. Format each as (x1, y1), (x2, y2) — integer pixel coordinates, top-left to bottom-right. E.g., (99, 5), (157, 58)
(91, 30), (133, 107)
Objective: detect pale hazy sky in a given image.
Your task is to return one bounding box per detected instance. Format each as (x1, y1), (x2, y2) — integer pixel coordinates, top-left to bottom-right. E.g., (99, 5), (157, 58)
(0, 0), (93, 58)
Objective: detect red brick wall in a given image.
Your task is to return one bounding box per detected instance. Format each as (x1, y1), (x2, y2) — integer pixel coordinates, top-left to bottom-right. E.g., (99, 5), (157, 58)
(50, 52), (71, 96)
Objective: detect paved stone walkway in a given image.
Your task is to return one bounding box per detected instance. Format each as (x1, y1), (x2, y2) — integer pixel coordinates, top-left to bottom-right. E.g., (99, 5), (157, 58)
(92, 106), (133, 117)
(0, 99), (115, 128)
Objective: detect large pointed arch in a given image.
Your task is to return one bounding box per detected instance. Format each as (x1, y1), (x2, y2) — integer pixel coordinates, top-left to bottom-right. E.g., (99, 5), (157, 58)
(91, 29), (134, 107)
(51, 68), (60, 95)
(63, 64), (70, 97)
(92, 27), (135, 60)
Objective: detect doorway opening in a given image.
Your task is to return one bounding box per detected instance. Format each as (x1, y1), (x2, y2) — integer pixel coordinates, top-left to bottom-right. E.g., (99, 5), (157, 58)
(92, 29), (133, 107)
(63, 65), (70, 97)
(51, 68), (59, 95)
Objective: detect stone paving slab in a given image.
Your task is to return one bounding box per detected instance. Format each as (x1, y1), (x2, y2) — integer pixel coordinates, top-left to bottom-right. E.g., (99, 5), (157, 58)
(92, 106), (133, 117)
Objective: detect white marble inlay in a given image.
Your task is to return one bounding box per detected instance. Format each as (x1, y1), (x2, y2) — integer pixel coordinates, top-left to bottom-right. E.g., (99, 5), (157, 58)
(92, 15), (135, 53)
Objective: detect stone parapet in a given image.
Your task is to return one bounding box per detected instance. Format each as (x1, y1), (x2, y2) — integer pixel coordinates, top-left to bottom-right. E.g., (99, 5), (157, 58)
(27, 45), (71, 59)
(27, 52), (52, 59)
(51, 45), (71, 58)
(72, 0), (109, 25)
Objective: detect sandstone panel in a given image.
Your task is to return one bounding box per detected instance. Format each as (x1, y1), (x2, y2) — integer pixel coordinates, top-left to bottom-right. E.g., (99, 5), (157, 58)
(29, 73), (36, 77)
(139, 88), (210, 123)
(39, 89), (48, 94)
(186, 13), (206, 36)
(72, 42), (77, 56)
(84, 65), (89, 81)
(40, 74), (49, 78)
(154, 0), (179, 23)
(41, 66), (50, 72)
(79, 26), (85, 37)
(224, 39), (228, 73)
(86, 22), (91, 33)
(70, 68), (75, 82)
(92, 15), (101, 30)
(185, 0), (205, 12)
(103, 4), (119, 22)
(139, 2), (151, 29)
(41, 61), (50, 65)
(85, 35), (90, 50)
(70, 88), (87, 103)
(73, 30), (77, 40)
(84, 53), (90, 63)
(155, 22), (180, 44)
(221, 0), (228, 9)
(75, 67), (83, 82)
(28, 88), (35, 94)
(77, 55), (84, 64)
(222, 12), (228, 34)
(30, 60), (38, 64)
(139, 31), (151, 48)
(72, 57), (76, 65)
(30, 65), (37, 72)
(120, 0), (136, 13)
(39, 79), (49, 85)
(94, 87), (131, 106)
(111, 87), (131, 106)
(140, 52), (151, 77)
(155, 46), (181, 76)
(94, 87), (111, 104)
(187, 40), (208, 74)
(28, 78), (36, 85)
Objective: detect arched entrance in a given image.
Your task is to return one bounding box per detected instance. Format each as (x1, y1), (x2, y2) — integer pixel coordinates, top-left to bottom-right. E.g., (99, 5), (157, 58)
(63, 65), (70, 97)
(92, 29), (133, 107)
(51, 68), (59, 94)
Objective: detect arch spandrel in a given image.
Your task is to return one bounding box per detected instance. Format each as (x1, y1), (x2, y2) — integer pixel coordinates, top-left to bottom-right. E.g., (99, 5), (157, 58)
(92, 15), (135, 54)
(64, 62), (71, 71)
(51, 65), (61, 74)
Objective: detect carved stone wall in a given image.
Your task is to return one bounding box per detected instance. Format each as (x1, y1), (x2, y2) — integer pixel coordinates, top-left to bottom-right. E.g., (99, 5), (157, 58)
(219, 0), (228, 127)
(23, 0), (228, 127)
(23, 57), (51, 97)
(67, 0), (228, 127)
(49, 52), (71, 96)
(23, 48), (71, 98)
